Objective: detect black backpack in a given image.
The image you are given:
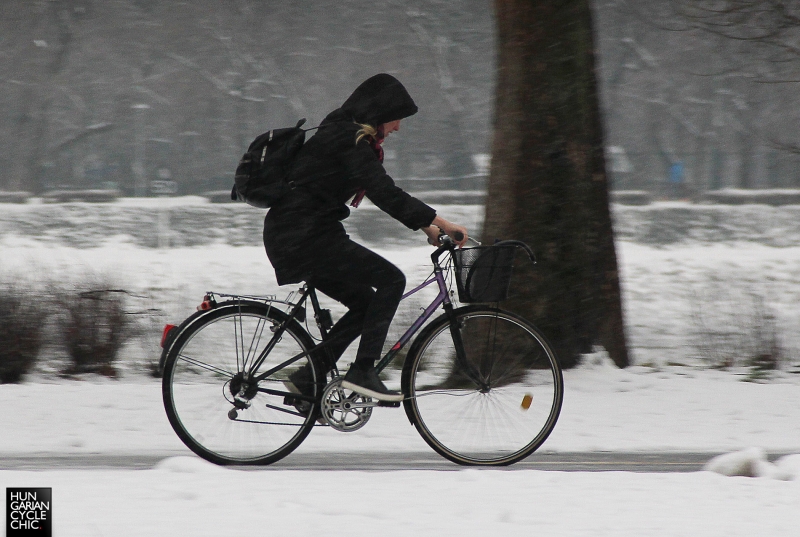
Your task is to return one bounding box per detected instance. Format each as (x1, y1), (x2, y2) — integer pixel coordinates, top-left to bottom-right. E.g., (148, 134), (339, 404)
(230, 118), (313, 208)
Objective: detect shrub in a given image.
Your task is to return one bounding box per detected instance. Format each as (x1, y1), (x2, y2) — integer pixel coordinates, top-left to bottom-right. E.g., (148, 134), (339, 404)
(127, 301), (169, 378)
(57, 284), (131, 377)
(691, 281), (782, 374)
(0, 284), (45, 383)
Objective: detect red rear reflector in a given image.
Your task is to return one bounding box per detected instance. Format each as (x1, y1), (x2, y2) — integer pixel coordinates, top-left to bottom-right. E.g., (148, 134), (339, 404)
(197, 294), (215, 311)
(160, 324), (177, 348)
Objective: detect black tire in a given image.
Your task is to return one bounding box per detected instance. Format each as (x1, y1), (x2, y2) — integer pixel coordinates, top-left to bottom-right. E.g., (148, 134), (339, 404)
(402, 306), (563, 466)
(162, 301), (321, 465)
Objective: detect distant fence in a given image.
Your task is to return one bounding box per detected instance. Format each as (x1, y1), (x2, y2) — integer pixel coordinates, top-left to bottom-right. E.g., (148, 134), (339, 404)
(3, 186), (800, 209)
(2, 196), (800, 249)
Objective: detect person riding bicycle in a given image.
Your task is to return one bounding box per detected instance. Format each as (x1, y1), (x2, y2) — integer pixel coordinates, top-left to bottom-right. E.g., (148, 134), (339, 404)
(264, 73), (468, 402)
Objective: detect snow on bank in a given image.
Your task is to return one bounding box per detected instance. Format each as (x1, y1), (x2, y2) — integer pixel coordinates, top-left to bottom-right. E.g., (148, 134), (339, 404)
(2, 237), (800, 369)
(617, 241), (800, 364)
(705, 447), (800, 480)
(1, 461), (798, 537)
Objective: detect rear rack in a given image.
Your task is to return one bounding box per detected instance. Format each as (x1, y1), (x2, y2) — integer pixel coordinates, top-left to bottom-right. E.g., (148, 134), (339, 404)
(204, 291), (278, 303)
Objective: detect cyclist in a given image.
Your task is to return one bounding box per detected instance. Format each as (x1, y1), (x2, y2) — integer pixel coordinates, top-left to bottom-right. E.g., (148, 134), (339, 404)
(264, 73), (468, 402)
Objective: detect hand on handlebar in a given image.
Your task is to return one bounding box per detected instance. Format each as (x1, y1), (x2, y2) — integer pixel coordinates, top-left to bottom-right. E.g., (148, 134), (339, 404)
(423, 218), (468, 248)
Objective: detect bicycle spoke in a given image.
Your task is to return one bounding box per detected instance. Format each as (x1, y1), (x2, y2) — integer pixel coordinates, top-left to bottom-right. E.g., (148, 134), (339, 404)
(487, 344), (529, 387)
(233, 309), (243, 372)
(244, 315), (269, 371)
(480, 312), (500, 383)
(176, 353), (234, 378)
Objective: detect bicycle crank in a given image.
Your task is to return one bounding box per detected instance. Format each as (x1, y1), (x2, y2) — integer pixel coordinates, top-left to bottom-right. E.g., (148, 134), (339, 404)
(320, 378), (374, 432)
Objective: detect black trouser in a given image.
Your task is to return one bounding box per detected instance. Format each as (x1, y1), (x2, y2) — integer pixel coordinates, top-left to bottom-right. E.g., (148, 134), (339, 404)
(306, 238), (405, 370)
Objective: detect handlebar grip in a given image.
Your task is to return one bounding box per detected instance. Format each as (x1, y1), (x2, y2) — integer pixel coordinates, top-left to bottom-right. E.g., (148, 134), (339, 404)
(428, 229), (465, 246)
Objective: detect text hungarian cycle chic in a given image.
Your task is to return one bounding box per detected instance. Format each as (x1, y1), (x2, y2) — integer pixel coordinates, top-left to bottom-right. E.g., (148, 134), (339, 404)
(159, 233), (563, 466)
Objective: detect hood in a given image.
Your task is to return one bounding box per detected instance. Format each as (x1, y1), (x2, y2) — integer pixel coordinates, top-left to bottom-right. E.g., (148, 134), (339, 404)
(340, 73), (418, 126)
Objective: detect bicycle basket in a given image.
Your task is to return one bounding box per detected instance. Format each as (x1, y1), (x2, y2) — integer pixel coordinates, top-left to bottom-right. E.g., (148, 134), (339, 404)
(452, 244), (518, 303)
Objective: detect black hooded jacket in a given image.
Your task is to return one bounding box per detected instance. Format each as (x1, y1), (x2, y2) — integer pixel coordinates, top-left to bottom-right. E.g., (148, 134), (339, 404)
(263, 74), (437, 285)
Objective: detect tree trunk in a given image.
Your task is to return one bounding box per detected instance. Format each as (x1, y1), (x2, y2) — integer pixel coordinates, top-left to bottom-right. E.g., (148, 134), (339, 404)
(484, 0), (629, 368)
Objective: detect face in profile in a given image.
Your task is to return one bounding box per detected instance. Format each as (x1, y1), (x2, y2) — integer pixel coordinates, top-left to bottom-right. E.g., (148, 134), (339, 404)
(381, 119), (401, 138)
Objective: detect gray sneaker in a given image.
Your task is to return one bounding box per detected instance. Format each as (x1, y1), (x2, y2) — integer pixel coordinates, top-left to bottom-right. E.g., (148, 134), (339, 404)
(341, 364), (403, 402)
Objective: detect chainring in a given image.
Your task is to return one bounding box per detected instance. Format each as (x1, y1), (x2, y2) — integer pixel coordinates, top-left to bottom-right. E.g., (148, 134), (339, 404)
(320, 378), (373, 432)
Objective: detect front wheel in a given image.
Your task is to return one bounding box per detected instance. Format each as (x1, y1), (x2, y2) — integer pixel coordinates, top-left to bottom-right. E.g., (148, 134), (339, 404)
(402, 306), (563, 466)
(162, 301), (322, 465)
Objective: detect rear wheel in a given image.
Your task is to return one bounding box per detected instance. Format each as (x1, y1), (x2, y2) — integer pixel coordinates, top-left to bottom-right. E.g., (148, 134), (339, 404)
(402, 306), (563, 466)
(162, 301), (321, 465)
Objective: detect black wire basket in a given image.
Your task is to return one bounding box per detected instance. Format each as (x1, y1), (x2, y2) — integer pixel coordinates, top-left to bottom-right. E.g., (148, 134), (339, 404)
(452, 242), (534, 303)
(452, 240), (536, 303)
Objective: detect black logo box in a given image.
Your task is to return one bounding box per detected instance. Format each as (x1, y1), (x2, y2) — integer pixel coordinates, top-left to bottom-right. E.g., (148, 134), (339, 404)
(6, 488), (52, 537)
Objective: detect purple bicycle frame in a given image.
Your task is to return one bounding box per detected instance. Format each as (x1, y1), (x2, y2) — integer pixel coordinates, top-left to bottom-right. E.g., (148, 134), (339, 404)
(374, 270), (451, 373)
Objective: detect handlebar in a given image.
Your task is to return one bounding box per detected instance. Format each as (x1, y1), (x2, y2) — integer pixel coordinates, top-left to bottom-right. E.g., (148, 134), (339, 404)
(429, 230), (477, 266)
(427, 229), (468, 247)
(429, 232), (536, 267)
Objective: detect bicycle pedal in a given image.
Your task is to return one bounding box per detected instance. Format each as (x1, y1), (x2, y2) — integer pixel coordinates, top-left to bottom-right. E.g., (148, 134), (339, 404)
(377, 400), (401, 408)
(283, 395), (303, 407)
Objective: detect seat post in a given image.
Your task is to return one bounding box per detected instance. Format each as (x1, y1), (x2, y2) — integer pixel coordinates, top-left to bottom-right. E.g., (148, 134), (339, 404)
(305, 287), (327, 333)
(306, 286), (337, 371)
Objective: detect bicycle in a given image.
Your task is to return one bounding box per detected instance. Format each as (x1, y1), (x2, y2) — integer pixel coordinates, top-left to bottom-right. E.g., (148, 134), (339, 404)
(159, 233), (563, 466)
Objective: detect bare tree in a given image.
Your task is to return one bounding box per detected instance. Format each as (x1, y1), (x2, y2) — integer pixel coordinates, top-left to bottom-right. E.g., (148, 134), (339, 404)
(673, 0), (800, 157)
(591, 0), (800, 192)
(675, 0), (800, 58)
(484, 0), (629, 368)
(1, 0), (496, 194)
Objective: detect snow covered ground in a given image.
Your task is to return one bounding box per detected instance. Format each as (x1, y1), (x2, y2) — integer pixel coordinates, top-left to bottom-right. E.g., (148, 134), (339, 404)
(1, 367), (799, 537)
(2, 458), (798, 537)
(1, 198), (800, 536)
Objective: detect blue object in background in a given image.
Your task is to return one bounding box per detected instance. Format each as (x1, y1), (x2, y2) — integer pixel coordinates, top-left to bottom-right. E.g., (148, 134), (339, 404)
(669, 162), (684, 184)
(668, 161), (685, 199)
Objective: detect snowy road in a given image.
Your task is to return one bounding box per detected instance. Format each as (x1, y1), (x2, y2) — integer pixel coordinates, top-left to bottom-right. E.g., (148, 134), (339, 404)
(2, 451), (792, 472)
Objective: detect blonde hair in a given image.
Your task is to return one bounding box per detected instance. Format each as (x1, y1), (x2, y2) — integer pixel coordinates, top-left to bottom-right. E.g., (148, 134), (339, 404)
(355, 123), (377, 144)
